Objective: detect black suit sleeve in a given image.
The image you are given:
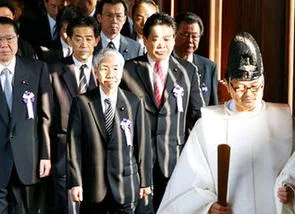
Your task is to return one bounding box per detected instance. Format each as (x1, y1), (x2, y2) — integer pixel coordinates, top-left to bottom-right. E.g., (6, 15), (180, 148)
(187, 65), (204, 130)
(134, 98), (152, 187)
(67, 98), (83, 188)
(38, 62), (53, 159)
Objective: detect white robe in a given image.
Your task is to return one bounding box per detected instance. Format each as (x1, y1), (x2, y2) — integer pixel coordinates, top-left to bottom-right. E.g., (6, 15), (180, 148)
(158, 100), (293, 214)
(275, 151), (295, 213)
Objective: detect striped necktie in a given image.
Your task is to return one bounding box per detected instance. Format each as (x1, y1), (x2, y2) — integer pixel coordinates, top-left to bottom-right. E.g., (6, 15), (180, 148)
(154, 61), (165, 108)
(107, 41), (116, 49)
(1, 68), (12, 111)
(78, 64), (87, 94)
(104, 98), (114, 139)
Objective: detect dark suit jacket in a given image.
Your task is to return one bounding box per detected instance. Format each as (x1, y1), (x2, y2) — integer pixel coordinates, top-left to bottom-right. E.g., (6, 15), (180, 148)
(193, 54), (218, 105)
(17, 37), (39, 59)
(67, 87), (152, 204)
(94, 34), (143, 60)
(41, 38), (64, 63)
(0, 56), (53, 188)
(121, 54), (203, 178)
(49, 56), (97, 171)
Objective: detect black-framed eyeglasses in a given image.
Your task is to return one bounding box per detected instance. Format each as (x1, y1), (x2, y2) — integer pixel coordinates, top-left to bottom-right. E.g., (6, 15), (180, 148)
(178, 32), (201, 41)
(229, 79), (264, 94)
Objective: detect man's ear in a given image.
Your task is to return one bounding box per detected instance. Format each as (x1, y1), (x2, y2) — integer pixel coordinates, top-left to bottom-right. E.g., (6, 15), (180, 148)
(97, 14), (102, 23)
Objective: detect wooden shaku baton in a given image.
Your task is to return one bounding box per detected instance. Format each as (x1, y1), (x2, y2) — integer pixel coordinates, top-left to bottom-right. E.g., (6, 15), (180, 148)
(217, 144), (231, 206)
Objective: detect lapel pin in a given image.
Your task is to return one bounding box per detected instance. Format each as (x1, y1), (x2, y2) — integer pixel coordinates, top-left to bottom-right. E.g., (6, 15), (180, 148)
(120, 106), (125, 111)
(21, 80), (28, 85)
(173, 68), (178, 72)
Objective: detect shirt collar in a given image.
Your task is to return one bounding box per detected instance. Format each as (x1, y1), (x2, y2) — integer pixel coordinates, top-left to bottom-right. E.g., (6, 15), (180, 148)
(72, 55), (93, 70)
(0, 56), (16, 74)
(99, 85), (118, 106)
(173, 50), (193, 63)
(100, 31), (121, 49)
(147, 54), (169, 71)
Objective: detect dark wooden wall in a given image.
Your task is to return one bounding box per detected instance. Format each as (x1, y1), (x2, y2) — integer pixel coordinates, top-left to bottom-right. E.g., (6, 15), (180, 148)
(160, 0), (289, 103)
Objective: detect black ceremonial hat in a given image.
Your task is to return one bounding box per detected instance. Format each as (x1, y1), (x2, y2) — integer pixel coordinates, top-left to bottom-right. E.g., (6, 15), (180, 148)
(225, 32), (263, 81)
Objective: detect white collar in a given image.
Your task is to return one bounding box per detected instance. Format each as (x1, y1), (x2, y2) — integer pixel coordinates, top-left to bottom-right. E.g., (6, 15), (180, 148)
(0, 56), (16, 74)
(100, 31), (121, 50)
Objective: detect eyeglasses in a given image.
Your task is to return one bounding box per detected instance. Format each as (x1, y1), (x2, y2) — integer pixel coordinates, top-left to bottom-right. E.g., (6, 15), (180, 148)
(230, 80), (264, 94)
(102, 13), (125, 21)
(178, 32), (201, 41)
(0, 35), (17, 44)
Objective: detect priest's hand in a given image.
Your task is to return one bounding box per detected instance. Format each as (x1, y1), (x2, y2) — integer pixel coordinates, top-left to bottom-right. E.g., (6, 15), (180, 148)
(71, 186), (83, 202)
(209, 202), (230, 214)
(277, 184), (294, 204)
(39, 159), (51, 177)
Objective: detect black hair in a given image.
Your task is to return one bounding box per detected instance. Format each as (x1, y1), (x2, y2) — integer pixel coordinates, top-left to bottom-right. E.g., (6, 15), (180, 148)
(143, 12), (176, 39)
(174, 12), (204, 36)
(66, 16), (100, 38)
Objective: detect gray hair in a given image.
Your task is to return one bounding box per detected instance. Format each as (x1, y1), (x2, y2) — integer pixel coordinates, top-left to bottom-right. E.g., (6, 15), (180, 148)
(93, 48), (125, 69)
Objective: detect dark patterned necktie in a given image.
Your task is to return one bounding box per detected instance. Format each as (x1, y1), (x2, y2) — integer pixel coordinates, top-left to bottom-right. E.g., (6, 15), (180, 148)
(104, 98), (114, 139)
(78, 64), (87, 94)
(107, 41), (116, 49)
(1, 68), (12, 111)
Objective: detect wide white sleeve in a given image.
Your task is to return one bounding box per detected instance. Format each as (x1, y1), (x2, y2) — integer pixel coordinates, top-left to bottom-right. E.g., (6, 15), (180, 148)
(274, 152), (295, 214)
(158, 120), (217, 214)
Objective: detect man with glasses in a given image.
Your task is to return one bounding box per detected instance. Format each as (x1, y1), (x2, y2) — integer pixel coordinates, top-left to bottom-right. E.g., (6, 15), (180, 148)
(0, 17), (53, 213)
(174, 12), (218, 106)
(158, 32), (294, 213)
(95, 0), (143, 60)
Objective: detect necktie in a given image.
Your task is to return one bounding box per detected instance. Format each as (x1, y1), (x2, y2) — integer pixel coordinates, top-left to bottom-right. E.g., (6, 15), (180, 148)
(78, 64), (87, 94)
(154, 61), (165, 108)
(107, 41), (116, 49)
(104, 98), (114, 139)
(1, 68), (12, 111)
(52, 23), (58, 40)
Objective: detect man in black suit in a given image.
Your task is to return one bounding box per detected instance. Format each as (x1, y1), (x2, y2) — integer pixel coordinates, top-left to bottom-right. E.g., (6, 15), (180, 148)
(68, 48), (152, 213)
(49, 16), (99, 213)
(121, 13), (204, 212)
(95, 0), (143, 60)
(174, 12), (218, 106)
(0, 17), (53, 213)
(21, 0), (66, 58)
(0, 0), (38, 59)
(42, 5), (82, 63)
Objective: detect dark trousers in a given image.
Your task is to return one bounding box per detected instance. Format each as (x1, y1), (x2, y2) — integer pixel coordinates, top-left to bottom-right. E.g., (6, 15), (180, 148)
(80, 189), (136, 214)
(152, 163), (169, 212)
(0, 167), (41, 214)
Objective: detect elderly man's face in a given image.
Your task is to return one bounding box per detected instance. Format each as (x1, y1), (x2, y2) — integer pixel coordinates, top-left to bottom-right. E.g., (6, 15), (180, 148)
(175, 22), (201, 57)
(228, 76), (264, 112)
(96, 54), (123, 93)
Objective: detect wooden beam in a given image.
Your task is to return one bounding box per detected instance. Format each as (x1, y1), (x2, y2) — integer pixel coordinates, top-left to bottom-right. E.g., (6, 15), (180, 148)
(209, 0), (223, 80)
(286, 0), (295, 113)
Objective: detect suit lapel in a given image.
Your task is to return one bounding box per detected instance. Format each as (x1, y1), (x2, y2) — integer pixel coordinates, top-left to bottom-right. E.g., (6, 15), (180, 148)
(62, 60), (78, 98)
(0, 84), (10, 126)
(88, 88), (108, 141)
(135, 55), (158, 108)
(88, 67), (97, 91)
(161, 56), (183, 108)
(11, 57), (32, 124)
(119, 35), (130, 59)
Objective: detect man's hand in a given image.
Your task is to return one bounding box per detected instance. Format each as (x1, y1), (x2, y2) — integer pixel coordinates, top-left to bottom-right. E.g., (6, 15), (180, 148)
(71, 186), (83, 202)
(39, 159), (51, 178)
(209, 202), (230, 214)
(278, 184), (294, 204)
(139, 187), (151, 199)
